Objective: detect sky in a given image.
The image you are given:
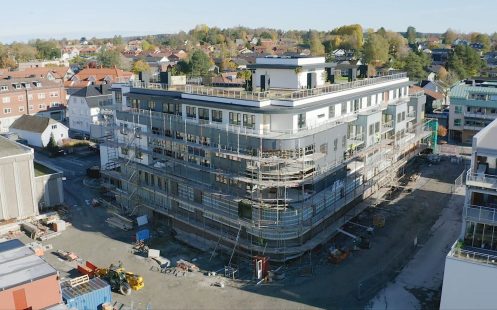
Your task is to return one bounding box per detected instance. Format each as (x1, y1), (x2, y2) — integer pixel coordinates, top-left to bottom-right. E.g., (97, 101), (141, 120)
(0, 0), (495, 43)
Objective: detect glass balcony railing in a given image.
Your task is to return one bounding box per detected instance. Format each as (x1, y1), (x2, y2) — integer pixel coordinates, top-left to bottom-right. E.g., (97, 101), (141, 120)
(464, 204), (497, 224)
(467, 168), (497, 189)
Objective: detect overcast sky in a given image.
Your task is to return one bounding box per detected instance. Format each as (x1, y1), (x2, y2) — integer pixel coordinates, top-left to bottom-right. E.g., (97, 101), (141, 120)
(0, 0), (495, 43)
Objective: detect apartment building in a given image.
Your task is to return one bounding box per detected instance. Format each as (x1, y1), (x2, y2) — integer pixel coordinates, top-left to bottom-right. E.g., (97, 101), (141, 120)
(100, 56), (433, 261)
(449, 80), (497, 144)
(0, 78), (67, 132)
(441, 118), (497, 309)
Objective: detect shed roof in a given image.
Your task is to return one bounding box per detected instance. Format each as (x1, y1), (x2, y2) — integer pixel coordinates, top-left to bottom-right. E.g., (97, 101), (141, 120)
(0, 135), (32, 157)
(0, 239), (57, 291)
(10, 115), (60, 133)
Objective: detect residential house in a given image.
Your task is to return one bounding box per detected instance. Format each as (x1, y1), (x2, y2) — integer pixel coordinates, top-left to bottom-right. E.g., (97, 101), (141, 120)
(448, 80), (497, 143)
(0, 67), (73, 84)
(484, 51), (497, 68)
(67, 85), (113, 137)
(441, 118), (497, 309)
(9, 114), (68, 147)
(18, 60), (68, 70)
(211, 72), (245, 87)
(431, 49), (451, 65)
(61, 47), (80, 61)
(65, 67), (134, 88)
(0, 78), (67, 132)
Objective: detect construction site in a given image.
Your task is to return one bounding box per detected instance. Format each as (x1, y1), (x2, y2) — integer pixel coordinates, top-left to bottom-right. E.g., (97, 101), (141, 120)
(99, 56), (436, 268)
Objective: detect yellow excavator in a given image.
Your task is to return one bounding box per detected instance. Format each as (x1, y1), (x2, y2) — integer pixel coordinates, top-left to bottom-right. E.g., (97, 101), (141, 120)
(78, 261), (144, 295)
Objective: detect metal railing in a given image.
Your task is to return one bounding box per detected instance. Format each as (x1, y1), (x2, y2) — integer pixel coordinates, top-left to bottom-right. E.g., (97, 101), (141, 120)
(464, 204), (497, 223)
(449, 241), (497, 267)
(130, 72), (408, 102)
(464, 112), (497, 119)
(466, 168), (497, 188)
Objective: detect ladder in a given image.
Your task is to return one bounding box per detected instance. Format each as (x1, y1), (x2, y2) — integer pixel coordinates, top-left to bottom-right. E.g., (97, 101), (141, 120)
(228, 225), (242, 267)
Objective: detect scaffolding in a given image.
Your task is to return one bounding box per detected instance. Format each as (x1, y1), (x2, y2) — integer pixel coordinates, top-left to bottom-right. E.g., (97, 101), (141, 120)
(100, 92), (434, 262)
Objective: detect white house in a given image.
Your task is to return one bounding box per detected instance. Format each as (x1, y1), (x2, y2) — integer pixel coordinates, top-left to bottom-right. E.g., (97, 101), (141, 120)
(9, 115), (68, 147)
(67, 85), (112, 134)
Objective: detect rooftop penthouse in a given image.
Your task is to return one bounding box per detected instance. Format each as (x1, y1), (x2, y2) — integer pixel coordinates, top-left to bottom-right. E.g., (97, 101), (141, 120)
(129, 56), (409, 107)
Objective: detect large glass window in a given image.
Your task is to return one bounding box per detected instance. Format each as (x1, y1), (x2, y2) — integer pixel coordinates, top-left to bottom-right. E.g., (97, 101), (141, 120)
(212, 110), (223, 123)
(186, 106), (196, 118)
(198, 108), (209, 120)
(229, 112), (241, 125)
(243, 114), (255, 129)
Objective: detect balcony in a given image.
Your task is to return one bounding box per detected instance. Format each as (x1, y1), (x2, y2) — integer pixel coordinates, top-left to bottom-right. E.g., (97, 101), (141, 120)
(467, 169), (497, 189)
(448, 241), (497, 267)
(464, 112), (497, 120)
(464, 204), (497, 225)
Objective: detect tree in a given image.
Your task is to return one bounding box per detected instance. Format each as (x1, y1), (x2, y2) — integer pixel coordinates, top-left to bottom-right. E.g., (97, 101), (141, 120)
(141, 40), (156, 52)
(442, 29), (458, 45)
(474, 33), (491, 52)
(330, 24), (363, 50)
(33, 40), (60, 60)
(309, 32), (325, 56)
(0, 44), (16, 68)
(112, 35), (124, 46)
(448, 45), (484, 79)
(406, 26), (417, 44)
(402, 52), (428, 81)
(132, 60), (150, 74)
(363, 33), (389, 66)
(189, 50), (211, 76)
(173, 60), (191, 75)
(70, 55), (88, 69)
(45, 133), (59, 153)
(437, 66), (448, 82)
(437, 125), (448, 138)
(10, 43), (37, 62)
(97, 48), (122, 68)
(385, 31), (408, 58)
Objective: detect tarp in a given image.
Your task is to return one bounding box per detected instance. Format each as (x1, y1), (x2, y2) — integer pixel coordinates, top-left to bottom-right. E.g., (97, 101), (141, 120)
(135, 229), (150, 241)
(136, 215), (148, 226)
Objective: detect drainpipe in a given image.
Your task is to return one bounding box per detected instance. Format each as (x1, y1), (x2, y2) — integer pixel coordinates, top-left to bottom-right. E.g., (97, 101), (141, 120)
(25, 88), (30, 115)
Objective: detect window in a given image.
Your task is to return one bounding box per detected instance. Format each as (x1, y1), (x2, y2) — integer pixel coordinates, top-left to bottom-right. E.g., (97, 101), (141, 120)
(375, 122), (380, 133)
(333, 138), (338, 151)
(51, 102), (59, 107)
(18, 106), (24, 112)
(397, 112), (402, 123)
(320, 143), (328, 154)
(353, 99), (360, 112)
(24, 83), (30, 89)
(401, 111), (406, 121)
(148, 100), (156, 110)
(0, 86), (7, 92)
(212, 110), (223, 123)
(454, 119), (462, 126)
(341, 102), (347, 114)
(243, 114), (255, 129)
(186, 106), (196, 118)
(2, 97), (10, 103)
(3, 108), (11, 114)
(229, 112), (241, 125)
(135, 149), (143, 159)
(298, 113), (306, 129)
(115, 91), (122, 103)
(50, 92), (59, 97)
(198, 108), (209, 121)
(318, 113), (325, 118)
(13, 84), (21, 90)
(38, 93), (46, 99)
(51, 125), (57, 129)
(34, 81), (42, 87)
(39, 104), (46, 109)
(29, 105), (33, 110)
(454, 106), (462, 114)
(121, 147), (129, 155)
(329, 105), (335, 118)
(18, 95), (23, 101)
(28, 94), (33, 100)
(369, 124), (374, 136)
(342, 136), (347, 147)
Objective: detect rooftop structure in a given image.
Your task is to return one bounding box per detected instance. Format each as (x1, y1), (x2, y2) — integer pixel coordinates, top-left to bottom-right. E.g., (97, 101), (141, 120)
(100, 56), (433, 262)
(441, 118), (497, 309)
(0, 239), (62, 309)
(65, 67), (134, 88)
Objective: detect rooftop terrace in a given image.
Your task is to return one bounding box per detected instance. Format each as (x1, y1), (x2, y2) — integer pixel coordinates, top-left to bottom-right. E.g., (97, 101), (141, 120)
(130, 72), (408, 102)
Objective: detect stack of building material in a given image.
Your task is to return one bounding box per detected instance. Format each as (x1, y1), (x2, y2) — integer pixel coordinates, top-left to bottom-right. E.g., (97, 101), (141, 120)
(176, 259), (199, 272)
(106, 213), (133, 231)
(62, 276), (111, 310)
(52, 220), (66, 232)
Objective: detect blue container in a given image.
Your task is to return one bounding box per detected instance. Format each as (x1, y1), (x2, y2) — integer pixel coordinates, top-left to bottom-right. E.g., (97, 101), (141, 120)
(62, 277), (112, 310)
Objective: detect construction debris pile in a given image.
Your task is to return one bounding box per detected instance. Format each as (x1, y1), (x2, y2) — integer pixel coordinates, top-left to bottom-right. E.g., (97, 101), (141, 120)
(0, 212), (69, 241)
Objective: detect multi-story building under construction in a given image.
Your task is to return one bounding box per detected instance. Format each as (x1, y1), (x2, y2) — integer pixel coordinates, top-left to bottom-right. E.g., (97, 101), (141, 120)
(100, 56), (434, 262)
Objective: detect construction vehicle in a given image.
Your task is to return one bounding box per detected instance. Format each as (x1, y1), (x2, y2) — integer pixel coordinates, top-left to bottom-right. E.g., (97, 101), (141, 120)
(77, 261), (144, 295)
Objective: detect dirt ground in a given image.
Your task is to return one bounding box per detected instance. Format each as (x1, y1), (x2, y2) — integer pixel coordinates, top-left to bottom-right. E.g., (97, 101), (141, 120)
(19, 155), (465, 310)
